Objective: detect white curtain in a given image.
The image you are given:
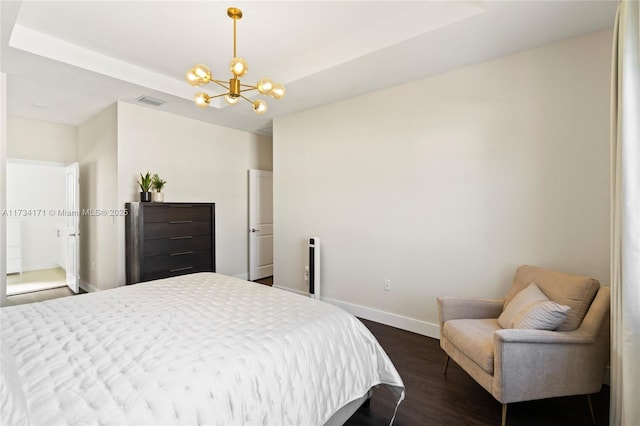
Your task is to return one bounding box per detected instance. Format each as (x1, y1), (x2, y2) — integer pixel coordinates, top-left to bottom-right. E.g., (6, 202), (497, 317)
(610, 1), (640, 425)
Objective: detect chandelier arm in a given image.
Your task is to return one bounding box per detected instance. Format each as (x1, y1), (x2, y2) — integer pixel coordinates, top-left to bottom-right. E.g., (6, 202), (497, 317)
(239, 83), (258, 89)
(238, 94), (257, 104)
(210, 80), (231, 90)
(207, 92), (232, 100)
(238, 88), (258, 93)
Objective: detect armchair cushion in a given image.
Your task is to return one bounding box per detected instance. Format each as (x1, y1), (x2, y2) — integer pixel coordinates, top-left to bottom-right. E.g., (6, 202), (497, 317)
(505, 265), (599, 331)
(443, 318), (501, 374)
(498, 283), (570, 330)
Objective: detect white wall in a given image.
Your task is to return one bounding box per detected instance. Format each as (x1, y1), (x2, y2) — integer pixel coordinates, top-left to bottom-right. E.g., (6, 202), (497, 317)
(116, 102), (272, 284)
(273, 29), (612, 336)
(5, 162), (66, 271)
(7, 117), (76, 163)
(77, 104), (118, 290)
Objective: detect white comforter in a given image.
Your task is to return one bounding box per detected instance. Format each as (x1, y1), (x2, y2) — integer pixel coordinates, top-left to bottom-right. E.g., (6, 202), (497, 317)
(1, 273), (404, 425)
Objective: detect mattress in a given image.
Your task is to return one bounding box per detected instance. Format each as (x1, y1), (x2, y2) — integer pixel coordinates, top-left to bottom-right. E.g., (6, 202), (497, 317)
(1, 273), (404, 425)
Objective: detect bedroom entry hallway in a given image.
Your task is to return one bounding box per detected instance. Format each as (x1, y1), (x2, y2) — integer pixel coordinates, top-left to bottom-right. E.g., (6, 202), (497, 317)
(4, 160), (80, 297)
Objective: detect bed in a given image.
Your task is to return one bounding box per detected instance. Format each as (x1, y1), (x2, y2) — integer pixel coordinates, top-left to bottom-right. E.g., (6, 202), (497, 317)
(1, 272), (404, 425)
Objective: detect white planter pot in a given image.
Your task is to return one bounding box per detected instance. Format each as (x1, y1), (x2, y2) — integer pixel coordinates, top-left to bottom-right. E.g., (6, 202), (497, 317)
(152, 192), (164, 202)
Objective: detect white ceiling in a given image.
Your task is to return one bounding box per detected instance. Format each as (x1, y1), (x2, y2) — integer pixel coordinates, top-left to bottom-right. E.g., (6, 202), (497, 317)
(1, 1), (617, 136)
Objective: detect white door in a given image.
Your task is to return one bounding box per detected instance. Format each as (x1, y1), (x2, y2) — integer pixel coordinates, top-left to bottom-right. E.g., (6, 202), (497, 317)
(248, 170), (273, 281)
(65, 162), (80, 293)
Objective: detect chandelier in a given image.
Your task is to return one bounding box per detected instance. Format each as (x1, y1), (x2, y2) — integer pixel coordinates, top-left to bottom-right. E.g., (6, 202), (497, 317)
(185, 7), (285, 115)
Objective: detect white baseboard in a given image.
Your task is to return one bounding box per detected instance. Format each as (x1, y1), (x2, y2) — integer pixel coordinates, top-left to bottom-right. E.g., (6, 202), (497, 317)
(233, 272), (249, 280)
(323, 296), (441, 339)
(272, 285), (440, 339)
(273, 284), (308, 296)
(23, 263), (59, 273)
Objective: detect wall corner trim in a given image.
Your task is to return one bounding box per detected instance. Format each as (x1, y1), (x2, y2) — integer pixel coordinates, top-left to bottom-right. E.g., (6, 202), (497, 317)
(233, 272), (249, 280)
(79, 279), (100, 293)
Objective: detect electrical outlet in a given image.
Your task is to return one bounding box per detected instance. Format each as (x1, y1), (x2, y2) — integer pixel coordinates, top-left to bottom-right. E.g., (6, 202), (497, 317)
(384, 279), (391, 291)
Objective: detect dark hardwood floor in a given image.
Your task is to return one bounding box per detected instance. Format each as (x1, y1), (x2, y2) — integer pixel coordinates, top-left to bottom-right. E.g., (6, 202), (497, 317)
(346, 319), (610, 426)
(253, 276), (274, 286)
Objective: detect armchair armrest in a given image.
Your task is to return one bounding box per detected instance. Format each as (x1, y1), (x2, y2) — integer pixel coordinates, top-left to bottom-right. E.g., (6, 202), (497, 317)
(494, 328), (596, 345)
(492, 328), (606, 403)
(437, 296), (504, 324)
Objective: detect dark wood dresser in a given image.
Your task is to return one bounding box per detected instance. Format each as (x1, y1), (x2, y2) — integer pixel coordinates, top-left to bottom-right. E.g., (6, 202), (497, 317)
(125, 202), (215, 284)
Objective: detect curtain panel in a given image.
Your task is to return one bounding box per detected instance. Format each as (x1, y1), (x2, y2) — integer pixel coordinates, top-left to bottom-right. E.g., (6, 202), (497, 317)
(609, 1), (640, 425)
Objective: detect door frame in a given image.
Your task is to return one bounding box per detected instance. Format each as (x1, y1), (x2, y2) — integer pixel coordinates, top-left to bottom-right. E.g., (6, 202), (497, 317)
(65, 162), (80, 293)
(1, 73), (7, 306)
(2, 158), (79, 295)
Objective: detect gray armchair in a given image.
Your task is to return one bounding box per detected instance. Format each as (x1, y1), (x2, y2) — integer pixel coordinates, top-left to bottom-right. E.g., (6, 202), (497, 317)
(437, 265), (610, 426)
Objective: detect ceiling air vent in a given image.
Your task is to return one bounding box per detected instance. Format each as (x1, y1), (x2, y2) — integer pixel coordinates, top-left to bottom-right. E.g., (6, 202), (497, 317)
(136, 95), (166, 107)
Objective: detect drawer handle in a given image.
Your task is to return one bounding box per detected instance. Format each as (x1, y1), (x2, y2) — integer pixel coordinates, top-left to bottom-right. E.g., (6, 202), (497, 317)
(170, 266), (194, 273)
(170, 251), (193, 256)
(170, 236), (193, 240)
(169, 220), (193, 224)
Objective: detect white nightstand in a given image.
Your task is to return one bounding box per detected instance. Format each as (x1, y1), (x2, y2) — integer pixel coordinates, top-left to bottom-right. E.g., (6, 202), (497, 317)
(6, 219), (22, 275)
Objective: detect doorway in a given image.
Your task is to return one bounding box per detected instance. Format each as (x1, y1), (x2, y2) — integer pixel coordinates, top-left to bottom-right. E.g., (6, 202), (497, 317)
(248, 169), (273, 282)
(5, 159), (78, 295)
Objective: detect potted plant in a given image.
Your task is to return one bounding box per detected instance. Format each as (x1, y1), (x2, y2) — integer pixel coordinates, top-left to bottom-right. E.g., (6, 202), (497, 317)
(151, 173), (167, 202)
(138, 172), (152, 202)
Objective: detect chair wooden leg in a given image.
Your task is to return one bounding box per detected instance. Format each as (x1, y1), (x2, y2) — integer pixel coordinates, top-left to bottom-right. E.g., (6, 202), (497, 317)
(444, 355), (450, 374)
(501, 404), (507, 426)
(587, 394), (596, 424)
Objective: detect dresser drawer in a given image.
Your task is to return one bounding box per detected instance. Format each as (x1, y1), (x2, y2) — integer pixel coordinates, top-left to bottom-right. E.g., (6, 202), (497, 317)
(144, 221), (211, 240)
(143, 249), (213, 275)
(143, 206), (212, 223)
(142, 264), (213, 282)
(143, 236), (212, 257)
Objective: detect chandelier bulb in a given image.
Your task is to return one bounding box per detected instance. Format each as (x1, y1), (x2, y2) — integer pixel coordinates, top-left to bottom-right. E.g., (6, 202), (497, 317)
(194, 92), (211, 108)
(271, 84), (286, 100)
(186, 68), (202, 87)
(257, 78), (274, 95)
(225, 94), (239, 105)
(191, 64), (212, 84)
(230, 57), (248, 77)
(253, 100), (267, 115)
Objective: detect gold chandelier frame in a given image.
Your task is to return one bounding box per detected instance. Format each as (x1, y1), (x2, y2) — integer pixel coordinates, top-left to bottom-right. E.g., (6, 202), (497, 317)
(185, 7), (285, 115)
